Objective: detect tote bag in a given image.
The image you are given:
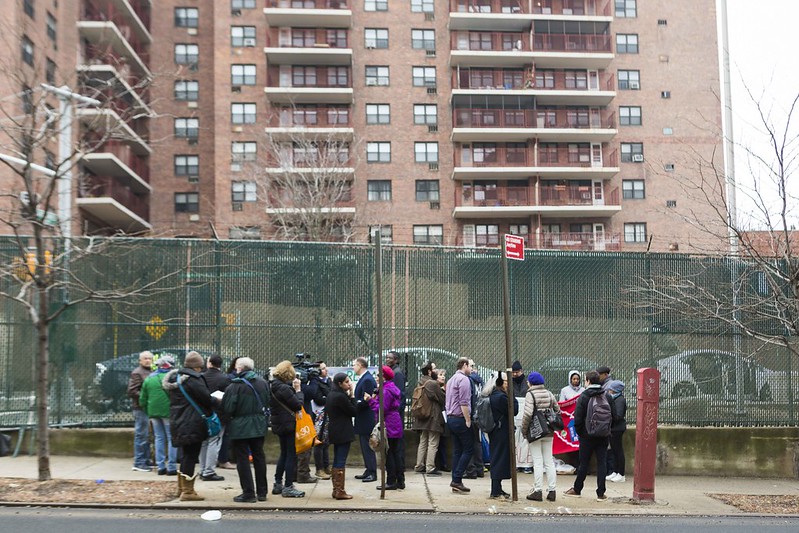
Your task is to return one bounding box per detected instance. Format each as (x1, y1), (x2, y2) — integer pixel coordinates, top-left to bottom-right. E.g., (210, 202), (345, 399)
(295, 407), (317, 454)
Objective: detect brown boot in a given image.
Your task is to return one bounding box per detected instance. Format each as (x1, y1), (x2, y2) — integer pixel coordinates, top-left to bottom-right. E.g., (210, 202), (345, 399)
(176, 470), (183, 499)
(332, 467), (352, 500)
(179, 472), (205, 501)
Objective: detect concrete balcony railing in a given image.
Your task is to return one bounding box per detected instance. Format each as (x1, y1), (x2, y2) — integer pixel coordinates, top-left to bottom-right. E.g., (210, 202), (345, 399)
(266, 66), (352, 88)
(266, 0), (350, 9)
(538, 231), (621, 251)
(531, 0), (612, 16)
(451, 31), (529, 51)
(453, 182), (619, 208)
(82, 1), (150, 61)
(267, 106), (352, 127)
(453, 108), (615, 129)
(80, 174), (150, 221)
(266, 28), (349, 48)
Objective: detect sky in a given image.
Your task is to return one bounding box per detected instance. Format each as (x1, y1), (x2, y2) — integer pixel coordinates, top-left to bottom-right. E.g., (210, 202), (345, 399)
(722, 0), (799, 229)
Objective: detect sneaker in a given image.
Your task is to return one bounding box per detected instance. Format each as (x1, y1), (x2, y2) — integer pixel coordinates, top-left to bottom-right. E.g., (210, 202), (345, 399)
(605, 472), (617, 481)
(425, 469), (442, 476)
(131, 466), (151, 472)
(596, 493), (608, 502)
(612, 474), (626, 483)
(523, 467), (534, 474)
(272, 482), (284, 495)
(526, 490), (543, 501)
(563, 487), (581, 498)
(233, 493), (257, 503)
(281, 485), (305, 498)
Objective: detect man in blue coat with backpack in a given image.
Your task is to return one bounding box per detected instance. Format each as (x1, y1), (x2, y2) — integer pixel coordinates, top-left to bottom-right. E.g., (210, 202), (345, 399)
(564, 370), (615, 502)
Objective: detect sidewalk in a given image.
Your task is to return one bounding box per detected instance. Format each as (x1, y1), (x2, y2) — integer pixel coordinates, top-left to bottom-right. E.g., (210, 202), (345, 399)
(1, 455), (798, 516)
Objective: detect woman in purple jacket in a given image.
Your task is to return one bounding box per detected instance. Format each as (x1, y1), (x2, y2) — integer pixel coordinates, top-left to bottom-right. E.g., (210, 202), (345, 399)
(368, 365), (404, 490)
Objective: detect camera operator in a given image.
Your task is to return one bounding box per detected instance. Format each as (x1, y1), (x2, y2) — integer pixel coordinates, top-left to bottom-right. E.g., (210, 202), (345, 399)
(293, 353), (322, 484)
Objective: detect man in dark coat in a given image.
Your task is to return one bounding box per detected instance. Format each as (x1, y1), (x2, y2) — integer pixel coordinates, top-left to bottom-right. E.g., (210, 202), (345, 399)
(511, 360), (528, 398)
(487, 371), (518, 499)
(199, 354), (231, 482)
(386, 351), (407, 425)
(127, 350), (153, 472)
(222, 356), (270, 503)
(352, 356), (377, 482)
(307, 362), (332, 479)
(465, 361), (486, 479)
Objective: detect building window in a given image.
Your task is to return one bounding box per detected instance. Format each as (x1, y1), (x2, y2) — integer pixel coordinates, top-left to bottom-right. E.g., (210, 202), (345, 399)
(411, 29), (435, 50)
(232, 0), (257, 8)
(232, 181), (257, 202)
(413, 104), (437, 125)
(231, 103), (256, 124)
(175, 118), (199, 138)
(619, 106), (642, 126)
(174, 80), (199, 101)
(365, 66), (390, 86)
(624, 222), (647, 243)
(365, 0), (388, 10)
(175, 7), (199, 28)
(367, 142), (391, 163)
(174, 44), (199, 65)
(46, 12), (57, 42)
(229, 226), (261, 240)
(617, 70), (640, 90)
(661, 90), (671, 99)
(413, 225), (443, 245)
(663, 127), (673, 135)
(411, 0), (434, 13)
(564, 70), (588, 89)
(412, 66), (436, 87)
(620, 142), (643, 162)
(509, 224), (529, 240)
(622, 180), (645, 199)
(367, 180), (392, 201)
(414, 142), (439, 163)
(365, 28), (389, 49)
(615, 0), (636, 17)
(21, 36), (33, 66)
(535, 70), (555, 88)
(476, 224), (499, 246)
(658, 19), (668, 26)
(664, 163), (675, 172)
(232, 141), (256, 161)
(369, 226), (393, 243)
(616, 34), (638, 54)
(23, 0), (34, 18)
(45, 58), (56, 84)
(231, 26), (256, 47)
(666, 200), (677, 208)
(366, 104), (390, 124)
(175, 155), (200, 176)
(415, 180), (440, 201)
(175, 192), (199, 213)
(231, 64), (256, 85)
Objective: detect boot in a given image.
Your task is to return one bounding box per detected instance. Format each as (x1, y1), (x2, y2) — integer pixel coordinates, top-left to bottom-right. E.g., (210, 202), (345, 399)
(331, 467), (352, 500)
(176, 470), (183, 499)
(324, 466), (332, 476)
(296, 450), (317, 483)
(315, 468), (331, 480)
(179, 472), (205, 501)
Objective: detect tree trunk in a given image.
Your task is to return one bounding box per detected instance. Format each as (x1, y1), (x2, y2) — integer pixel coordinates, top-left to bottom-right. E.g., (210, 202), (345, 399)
(36, 283), (51, 481)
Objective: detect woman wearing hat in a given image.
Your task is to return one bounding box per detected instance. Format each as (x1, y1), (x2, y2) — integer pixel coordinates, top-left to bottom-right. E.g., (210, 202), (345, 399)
(485, 371), (518, 499)
(368, 365), (404, 490)
(521, 371), (560, 502)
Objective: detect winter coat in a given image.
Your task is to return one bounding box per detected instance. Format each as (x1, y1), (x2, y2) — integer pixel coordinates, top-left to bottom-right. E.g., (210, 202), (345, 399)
(306, 376), (331, 409)
(559, 370), (585, 401)
(163, 368), (214, 447)
(270, 379), (304, 436)
(512, 375), (528, 398)
(127, 365), (151, 411)
(353, 371), (377, 435)
(411, 375), (445, 433)
(203, 367), (232, 422)
(488, 389), (518, 481)
(573, 384), (616, 439)
(139, 370), (171, 418)
(520, 384), (560, 439)
(369, 379), (403, 439)
(610, 392), (627, 434)
(222, 371), (270, 440)
(326, 386), (356, 445)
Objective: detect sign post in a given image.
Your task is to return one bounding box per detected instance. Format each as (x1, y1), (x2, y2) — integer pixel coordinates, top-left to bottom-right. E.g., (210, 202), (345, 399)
(502, 234), (524, 500)
(633, 367), (660, 502)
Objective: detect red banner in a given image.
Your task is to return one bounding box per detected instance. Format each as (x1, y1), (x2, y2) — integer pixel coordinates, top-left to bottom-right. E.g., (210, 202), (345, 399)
(552, 395), (580, 455)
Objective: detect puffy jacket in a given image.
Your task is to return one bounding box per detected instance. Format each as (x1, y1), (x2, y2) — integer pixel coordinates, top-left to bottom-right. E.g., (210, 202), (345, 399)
(139, 370), (171, 418)
(163, 368), (214, 447)
(520, 384), (560, 439)
(270, 379), (304, 436)
(326, 387), (356, 445)
(223, 371), (270, 440)
(369, 380), (403, 439)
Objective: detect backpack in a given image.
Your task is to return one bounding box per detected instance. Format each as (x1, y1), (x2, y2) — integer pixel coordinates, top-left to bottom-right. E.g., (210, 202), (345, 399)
(410, 383), (432, 420)
(585, 391), (612, 437)
(473, 394), (496, 432)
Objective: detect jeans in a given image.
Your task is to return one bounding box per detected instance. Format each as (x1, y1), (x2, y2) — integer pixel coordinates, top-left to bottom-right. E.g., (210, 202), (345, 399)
(133, 409), (150, 468)
(415, 430), (440, 473)
(358, 433), (377, 475)
(275, 432), (297, 486)
(573, 435), (609, 496)
(150, 417), (177, 472)
(333, 442), (351, 468)
(529, 436), (556, 492)
(447, 416), (473, 484)
(199, 427), (224, 476)
(233, 437), (266, 497)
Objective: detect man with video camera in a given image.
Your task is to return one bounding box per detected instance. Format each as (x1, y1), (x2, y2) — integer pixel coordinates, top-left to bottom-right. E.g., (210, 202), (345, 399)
(293, 353), (323, 484)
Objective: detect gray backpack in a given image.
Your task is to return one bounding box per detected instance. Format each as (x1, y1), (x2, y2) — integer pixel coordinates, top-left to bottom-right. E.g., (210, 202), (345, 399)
(585, 392), (612, 437)
(474, 395), (496, 432)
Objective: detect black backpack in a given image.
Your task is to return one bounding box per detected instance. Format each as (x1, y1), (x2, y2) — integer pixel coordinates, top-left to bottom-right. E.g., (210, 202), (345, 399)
(473, 395), (496, 432)
(585, 391), (612, 437)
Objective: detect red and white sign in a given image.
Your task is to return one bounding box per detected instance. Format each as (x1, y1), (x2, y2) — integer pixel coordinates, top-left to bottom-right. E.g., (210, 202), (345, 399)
(503, 234), (525, 261)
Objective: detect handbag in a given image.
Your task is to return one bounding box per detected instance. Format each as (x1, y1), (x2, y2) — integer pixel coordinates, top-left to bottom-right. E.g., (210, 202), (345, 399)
(525, 391), (552, 443)
(294, 407), (317, 454)
(546, 396), (565, 433)
(313, 407), (329, 445)
(178, 379), (221, 438)
(368, 423), (388, 452)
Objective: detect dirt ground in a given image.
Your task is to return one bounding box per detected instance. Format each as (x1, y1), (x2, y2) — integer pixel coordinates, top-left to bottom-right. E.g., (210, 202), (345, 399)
(0, 478), (176, 505)
(708, 493), (799, 514)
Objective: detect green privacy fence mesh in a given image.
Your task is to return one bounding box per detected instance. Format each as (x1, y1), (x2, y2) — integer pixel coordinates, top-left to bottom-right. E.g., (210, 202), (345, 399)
(0, 237), (795, 429)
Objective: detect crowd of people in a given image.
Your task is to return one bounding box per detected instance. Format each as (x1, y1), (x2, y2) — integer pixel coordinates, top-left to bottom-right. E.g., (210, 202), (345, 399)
(126, 350), (627, 503)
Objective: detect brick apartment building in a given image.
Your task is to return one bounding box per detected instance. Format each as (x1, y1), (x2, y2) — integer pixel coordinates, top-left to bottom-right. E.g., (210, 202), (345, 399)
(0, 0), (727, 253)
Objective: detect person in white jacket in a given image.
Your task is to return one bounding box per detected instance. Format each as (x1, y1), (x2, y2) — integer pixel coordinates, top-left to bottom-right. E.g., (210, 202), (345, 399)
(559, 370), (584, 401)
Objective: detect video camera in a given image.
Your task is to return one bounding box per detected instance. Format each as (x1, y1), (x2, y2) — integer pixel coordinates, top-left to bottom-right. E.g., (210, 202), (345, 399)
(292, 352), (321, 383)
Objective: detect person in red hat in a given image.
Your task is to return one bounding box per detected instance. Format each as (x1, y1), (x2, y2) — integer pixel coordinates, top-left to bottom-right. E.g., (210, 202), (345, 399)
(367, 365), (405, 490)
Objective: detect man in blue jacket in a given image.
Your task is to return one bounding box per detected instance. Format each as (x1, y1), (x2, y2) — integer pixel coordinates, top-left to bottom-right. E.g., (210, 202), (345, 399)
(352, 357), (377, 483)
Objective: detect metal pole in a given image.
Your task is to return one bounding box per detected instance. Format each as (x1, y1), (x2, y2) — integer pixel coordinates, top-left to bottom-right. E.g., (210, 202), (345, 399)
(374, 229), (386, 499)
(501, 254), (518, 501)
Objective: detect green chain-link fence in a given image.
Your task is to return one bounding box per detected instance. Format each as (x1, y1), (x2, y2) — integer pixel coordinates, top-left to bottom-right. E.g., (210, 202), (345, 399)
(0, 237), (795, 430)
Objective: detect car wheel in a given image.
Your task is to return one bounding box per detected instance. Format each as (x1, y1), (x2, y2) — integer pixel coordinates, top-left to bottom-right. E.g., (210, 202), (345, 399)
(758, 383), (773, 402)
(671, 382), (696, 399)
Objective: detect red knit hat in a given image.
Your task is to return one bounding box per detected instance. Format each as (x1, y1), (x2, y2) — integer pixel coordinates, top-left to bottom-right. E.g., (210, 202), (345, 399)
(382, 365), (394, 380)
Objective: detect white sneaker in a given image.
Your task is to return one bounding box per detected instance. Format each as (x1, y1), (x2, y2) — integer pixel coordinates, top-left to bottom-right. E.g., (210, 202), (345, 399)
(605, 472), (616, 480)
(612, 474), (626, 483)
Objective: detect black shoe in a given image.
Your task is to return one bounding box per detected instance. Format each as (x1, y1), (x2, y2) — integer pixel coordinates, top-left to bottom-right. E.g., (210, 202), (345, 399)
(157, 468), (167, 476)
(526, 490), (543, 501)
(257, 494), (267, 502)
(425, 469), (442, 476)
(200, 473), (225, 481)
(354, 472), (369, 480)
(166, 470), (178, 476)
(272, 482), (284, 495)
(233, 493), (257, 503)
(464, 472), (477, 479)
(361, 474), (377, 483)
(397, 481), (405, 490)
(450, 481), (470, 493)
(546, 490), (556, 502)
(376, 484), (397, 490)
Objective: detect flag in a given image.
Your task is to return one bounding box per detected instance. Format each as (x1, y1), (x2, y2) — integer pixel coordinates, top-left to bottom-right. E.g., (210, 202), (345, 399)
(553, 394), (580, 455)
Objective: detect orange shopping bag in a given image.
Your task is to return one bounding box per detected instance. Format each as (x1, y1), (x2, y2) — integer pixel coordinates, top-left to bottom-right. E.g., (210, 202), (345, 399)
(295, 407), (317, 454)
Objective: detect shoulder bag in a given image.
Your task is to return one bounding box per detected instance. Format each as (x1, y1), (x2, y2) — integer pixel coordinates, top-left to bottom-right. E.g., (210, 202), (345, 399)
(178, 379), (222, 438)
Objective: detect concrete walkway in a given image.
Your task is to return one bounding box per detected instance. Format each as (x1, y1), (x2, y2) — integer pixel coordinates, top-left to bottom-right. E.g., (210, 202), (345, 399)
(2, 455), (798, 516)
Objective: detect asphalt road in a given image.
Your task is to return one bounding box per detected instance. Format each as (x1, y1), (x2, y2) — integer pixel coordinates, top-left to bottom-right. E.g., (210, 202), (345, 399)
(1, 509), (798, 533)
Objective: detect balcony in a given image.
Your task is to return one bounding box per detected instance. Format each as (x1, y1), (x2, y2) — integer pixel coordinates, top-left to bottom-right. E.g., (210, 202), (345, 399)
(450, 31), (533, 67)
(449, 0), (532, 31)
(265, 106), (353, 140)
(531, 0), (612, 17)
(265, 194), (356, 215)
(77, 175), (151, 234)
(453, 143), (619, 179)
(107, 0), (152, 41)
(78, 109), (151, 155)
(78, 2), (151, 77)
(452, 108), (616, 142)
(265, 29), (352, 65)
(537, 231), (620, 251)
(78, 64), (150, 114)
(81, 140), (150, 193)
(265, 66), (353, 104)
(531, 31), (613, 69)
(264, 0), (352, 28)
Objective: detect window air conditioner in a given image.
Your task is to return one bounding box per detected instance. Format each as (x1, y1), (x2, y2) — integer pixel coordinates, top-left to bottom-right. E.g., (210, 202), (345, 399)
(425, 49), (436, 57)
(188, 138), (198, 145)
(243, 38), (256, 47)
(429, 200), (440, 209)
(232, 202), (243, 212)
(426, 86), (437, 95)
(632, 154), (644, 162)
(188, 176), (199, 183)
(427, 124), (438, 133)
(231, 86), (241, 93)
(629, 81), (640, 90)
(231, 9), (242, 16)
(428, 162), (439, 171)
(366, 78), (378, 86)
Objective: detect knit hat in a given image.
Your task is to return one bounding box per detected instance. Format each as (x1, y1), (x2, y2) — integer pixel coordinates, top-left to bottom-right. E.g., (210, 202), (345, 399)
(511, 360), (523, 372)
(609, 380), (625, 393)
(527, 371), (545, 385)
(184, 351), (204, 368)
(382, 365), (394, 380)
